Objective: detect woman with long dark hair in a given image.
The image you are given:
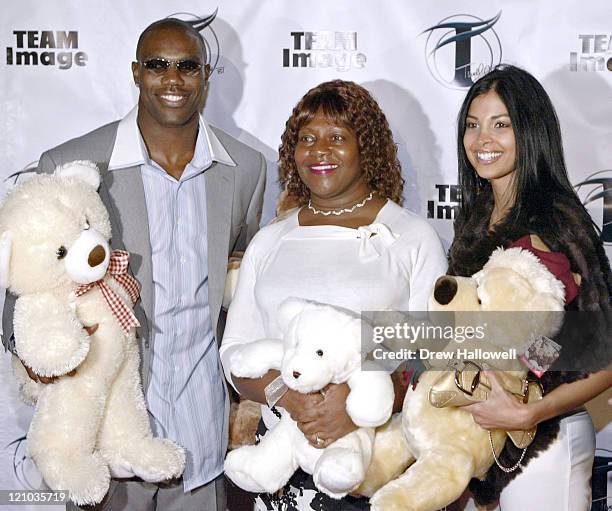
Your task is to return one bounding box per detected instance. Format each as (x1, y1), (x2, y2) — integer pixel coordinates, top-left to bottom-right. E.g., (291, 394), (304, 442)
(450, 64), (611, 510)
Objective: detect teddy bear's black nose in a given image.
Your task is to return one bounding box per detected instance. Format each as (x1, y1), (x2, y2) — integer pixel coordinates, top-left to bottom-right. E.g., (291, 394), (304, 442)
(292, 371), (301, 379)
(88, 245), (106, 267)
(434, 276), (458, 305)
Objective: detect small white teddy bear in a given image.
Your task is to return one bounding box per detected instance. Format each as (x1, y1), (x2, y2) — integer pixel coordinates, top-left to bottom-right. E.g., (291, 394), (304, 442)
(0, 161), (185, 505)
(224, 297), (395, 498)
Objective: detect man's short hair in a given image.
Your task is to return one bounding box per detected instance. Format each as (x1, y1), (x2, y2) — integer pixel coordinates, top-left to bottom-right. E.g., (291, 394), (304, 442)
(136, 18), (206, 61)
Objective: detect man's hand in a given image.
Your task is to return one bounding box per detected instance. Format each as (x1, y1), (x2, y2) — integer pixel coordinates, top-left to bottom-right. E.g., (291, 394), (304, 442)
(296, 383), (357, 449)
(23, 364), (76, 384)
(21, 324), (98, 384)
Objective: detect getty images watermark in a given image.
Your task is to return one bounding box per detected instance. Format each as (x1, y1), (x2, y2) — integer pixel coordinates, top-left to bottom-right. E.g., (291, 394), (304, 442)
(367, 315), (517, 364)
(361, 311), (609, 373)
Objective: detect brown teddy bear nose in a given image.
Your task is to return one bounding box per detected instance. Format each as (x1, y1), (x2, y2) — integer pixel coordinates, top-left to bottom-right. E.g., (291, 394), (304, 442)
(434, 276), (458, 305)
(292, 371), (301, 379)
(88, 245), (107, 267)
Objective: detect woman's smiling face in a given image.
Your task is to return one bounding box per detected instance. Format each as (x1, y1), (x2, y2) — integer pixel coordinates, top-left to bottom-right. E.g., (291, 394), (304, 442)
(294, 110), (368, 206)
(463, 90), (517, 190)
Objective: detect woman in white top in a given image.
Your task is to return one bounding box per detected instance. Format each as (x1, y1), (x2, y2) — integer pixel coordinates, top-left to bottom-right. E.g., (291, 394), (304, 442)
(221, 80), (447, 510)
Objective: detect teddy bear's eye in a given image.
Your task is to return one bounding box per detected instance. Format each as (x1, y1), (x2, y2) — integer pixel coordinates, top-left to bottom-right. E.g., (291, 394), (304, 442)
(56, 246), (68, 259)
(316, 349), (324, 357)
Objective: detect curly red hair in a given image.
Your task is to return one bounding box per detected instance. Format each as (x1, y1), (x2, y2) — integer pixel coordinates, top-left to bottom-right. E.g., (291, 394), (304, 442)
(278, 80), (404, 206)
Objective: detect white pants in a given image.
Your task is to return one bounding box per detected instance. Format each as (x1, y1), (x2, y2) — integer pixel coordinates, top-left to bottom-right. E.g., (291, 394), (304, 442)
(494, 411), (595, 511)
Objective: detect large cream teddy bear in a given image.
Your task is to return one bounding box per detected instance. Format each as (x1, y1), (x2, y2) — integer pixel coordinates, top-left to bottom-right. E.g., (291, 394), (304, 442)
(0, 161), (185, 505)
(224, 297), (395, 498)
(358, 246), (566, 511)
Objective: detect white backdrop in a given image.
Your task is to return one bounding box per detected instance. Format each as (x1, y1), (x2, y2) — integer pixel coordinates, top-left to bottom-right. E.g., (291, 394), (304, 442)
(1, 1), (611, 509)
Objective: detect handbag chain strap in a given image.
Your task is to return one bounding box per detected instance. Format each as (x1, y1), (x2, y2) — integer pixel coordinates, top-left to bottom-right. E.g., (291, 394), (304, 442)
(488, 431), (527, 473)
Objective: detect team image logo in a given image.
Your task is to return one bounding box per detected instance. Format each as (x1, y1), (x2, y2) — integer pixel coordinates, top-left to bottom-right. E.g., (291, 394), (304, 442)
(575, 171), (612, 245)
(427, 184), (460, 220)
(168, 9), (222, 74)
(421, 11), (502, 89)
(282, 31), (366, 71)
(569, 34), (612, 72)
(5, 30), (88, 70)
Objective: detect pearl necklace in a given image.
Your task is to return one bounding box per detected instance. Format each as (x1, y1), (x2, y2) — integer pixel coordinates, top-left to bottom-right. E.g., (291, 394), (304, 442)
(307, 192), (374, 216)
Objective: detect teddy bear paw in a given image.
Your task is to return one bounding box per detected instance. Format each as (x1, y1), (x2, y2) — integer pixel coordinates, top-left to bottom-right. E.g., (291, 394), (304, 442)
(225, 445), (292, 494)
(370, 486), (417, 511)
(42, 452), (110, 506)
(124, 438), (186, 482)
(108, 461), (137, 479)
(224, 465), (269, 494)
(313, 448), (365, 498)
(230, 340), (283, 378)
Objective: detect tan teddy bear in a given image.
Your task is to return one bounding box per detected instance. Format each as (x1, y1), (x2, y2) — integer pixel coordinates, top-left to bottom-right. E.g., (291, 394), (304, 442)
(358, 246), (566, 511)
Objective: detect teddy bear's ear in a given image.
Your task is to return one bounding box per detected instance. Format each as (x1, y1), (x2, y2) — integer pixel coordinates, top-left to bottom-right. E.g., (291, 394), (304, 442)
(278, 297), (310, 334)
(0, 231), (13, 289)
(54, 160), (101, 190)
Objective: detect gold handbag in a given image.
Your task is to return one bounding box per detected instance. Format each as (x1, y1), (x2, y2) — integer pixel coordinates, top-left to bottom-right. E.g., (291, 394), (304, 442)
(429, 361), (543, 449)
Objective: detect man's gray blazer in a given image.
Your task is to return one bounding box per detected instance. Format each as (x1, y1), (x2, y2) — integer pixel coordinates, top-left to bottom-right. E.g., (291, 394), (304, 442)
(3, 119), (266, 393)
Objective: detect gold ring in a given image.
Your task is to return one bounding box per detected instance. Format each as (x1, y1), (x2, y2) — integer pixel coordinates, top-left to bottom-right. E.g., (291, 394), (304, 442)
(315, 435), (324, 446)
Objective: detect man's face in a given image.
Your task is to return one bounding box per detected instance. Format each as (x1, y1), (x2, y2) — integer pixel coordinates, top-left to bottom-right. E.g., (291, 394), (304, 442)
(132, 26), (209, 129)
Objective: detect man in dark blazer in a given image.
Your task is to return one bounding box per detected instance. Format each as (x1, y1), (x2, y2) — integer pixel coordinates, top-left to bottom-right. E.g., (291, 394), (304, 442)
(3, 17), (265, 511)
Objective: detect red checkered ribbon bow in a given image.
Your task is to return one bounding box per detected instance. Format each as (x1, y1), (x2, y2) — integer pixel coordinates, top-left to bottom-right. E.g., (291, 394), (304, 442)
(75, 250), (141, 334)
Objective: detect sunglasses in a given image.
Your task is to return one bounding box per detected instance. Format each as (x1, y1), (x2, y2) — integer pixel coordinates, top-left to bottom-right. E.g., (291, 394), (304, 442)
(140, 58), (203, 76)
